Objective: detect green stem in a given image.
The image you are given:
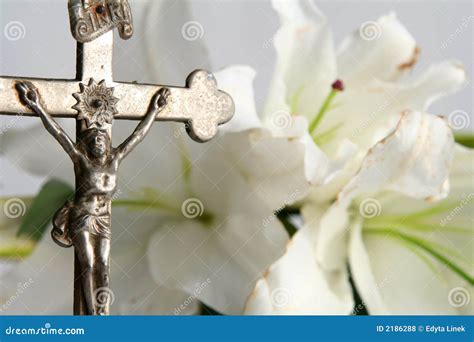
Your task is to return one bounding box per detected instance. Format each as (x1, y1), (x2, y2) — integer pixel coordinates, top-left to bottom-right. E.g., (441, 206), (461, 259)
(112, 198), (180, 214)
(309, 89), (338, 135)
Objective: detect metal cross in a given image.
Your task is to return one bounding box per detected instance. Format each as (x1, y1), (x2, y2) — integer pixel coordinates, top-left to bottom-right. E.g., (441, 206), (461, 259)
(0, 0), (234, 315)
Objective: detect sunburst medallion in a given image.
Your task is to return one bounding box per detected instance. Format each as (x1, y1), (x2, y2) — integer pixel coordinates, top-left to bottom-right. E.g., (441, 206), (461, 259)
(72, 78), (119, 127)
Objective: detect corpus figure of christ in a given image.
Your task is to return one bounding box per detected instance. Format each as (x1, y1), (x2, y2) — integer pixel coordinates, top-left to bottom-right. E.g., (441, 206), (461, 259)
(16, 81), (170, 315)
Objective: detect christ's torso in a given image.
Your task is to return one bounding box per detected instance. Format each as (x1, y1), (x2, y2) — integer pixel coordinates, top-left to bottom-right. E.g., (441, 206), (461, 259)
(73, 155), (119, 216)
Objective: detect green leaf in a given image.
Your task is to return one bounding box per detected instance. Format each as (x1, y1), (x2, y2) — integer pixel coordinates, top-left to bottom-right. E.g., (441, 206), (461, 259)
(455, 134), (474, 148)
(17, 179), (74, 241)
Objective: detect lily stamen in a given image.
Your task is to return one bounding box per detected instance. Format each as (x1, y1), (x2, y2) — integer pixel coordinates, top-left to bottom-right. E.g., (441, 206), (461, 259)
(309, 79), (344, 135)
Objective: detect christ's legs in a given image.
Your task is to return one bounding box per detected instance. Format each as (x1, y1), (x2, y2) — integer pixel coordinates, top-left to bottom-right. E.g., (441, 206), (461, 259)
(94, 236), (111, 315)
(73, 231), (96, 315)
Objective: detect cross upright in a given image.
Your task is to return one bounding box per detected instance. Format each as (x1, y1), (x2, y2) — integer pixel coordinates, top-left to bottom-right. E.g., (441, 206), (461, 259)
(0, 0), (234, 315)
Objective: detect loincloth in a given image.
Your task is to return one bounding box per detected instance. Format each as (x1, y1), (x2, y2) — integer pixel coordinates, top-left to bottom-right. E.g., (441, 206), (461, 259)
(52, 201), (111, 248)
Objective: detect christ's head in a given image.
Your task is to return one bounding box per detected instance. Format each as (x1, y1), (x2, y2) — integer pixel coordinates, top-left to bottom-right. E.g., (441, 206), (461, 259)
(82, 128), (110, 159)
(91, 133), (107, 157)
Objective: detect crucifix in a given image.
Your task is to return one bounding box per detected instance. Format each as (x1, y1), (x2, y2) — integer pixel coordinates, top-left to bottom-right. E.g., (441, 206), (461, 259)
(0, 0), (234, 315)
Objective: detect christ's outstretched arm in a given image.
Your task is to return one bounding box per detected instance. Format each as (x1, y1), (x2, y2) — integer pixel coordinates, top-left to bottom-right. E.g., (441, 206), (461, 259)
(16, 82), (81, 162)
(115, 87), (170, 162)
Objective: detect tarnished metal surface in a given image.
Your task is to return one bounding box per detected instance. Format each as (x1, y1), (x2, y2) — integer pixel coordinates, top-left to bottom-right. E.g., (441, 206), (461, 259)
(16, 80), (170, 315)
(115, 70), (234, 142)
(72, 78), (119, 127)
(68, 0), (133, 43)
(77, 31), (114, 81)
(0, 74), (234, 142)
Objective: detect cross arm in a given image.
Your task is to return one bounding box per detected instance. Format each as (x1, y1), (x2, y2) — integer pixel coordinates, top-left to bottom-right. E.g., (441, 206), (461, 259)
(15, 81), (80, 161)
(114, 70), (234, 142)
(1, 70), (234, 142)
(0, 76), (79, 117)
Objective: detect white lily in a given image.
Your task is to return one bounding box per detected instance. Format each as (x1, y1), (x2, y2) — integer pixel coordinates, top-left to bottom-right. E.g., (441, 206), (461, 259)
(266, 0), (466, 148)
(345, 144), (473, 314)
(245, 0), (469, 314)
(309, 112), (473, 315)
(0, 0), (315, 315)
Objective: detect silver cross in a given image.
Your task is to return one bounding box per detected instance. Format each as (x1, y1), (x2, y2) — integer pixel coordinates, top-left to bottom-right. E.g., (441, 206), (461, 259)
(0, 2), (234, 142)
(0, 0), (234, 315)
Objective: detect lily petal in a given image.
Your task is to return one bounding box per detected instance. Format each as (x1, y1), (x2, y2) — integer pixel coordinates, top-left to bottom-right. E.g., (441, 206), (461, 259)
(315, 60), (466, 154)
(337, 13), (417, 87)
(0, 235), (73, 314)
(147, 142), (289, 314)
(115, 121), (187, 204)
(403, 60), (467, 109)
(142, 0), (211, 84)
(110, 209), (185, 314)
(216, 128), (309, 209)
(264, 0), (337, 122)
(350, 144), (473, 314)
(305, 200), (352, 271)
(245, 217), (353, 315)
(0, 122), (74, 182)
(147, 215), (288, 315)
(215, 65), (262, 133)
(340, 110), (454, 202)
(112, 209), (199, 315)
(349, 218), (464, 314)
(315, 110), (455, 271)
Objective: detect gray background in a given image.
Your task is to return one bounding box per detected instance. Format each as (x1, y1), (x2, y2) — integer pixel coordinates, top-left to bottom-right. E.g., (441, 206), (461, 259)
(1, 0), (472, 196)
